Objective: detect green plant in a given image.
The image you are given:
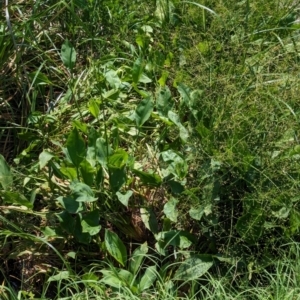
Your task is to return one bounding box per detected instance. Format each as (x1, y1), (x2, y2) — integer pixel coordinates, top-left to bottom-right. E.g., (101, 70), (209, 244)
(2, 0), (300, 298)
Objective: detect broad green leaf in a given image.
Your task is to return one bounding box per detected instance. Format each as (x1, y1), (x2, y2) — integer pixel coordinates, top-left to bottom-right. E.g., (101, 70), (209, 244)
(132, 169), (162, 187)
(156, 86), (173, 117)
(129, 242), (148, 275)
(177, 82), (192, 106)
(72, 120), (88, 134)
(272, 207), (291, 219)
(174, 255), (213, 280)
(81, 210), (101, 236)
(48, 271), (70, 282)
(168, 111), (189, 142)
(156, 231), (192, 254)
(74, 214), (91, 244)
(80, 159), (95, 186)
(155, 230), (193, 248)
(161, 149), (182, 162)
(132, 57), (143, 84)
(0, 154), (13, 189)
(163, 217), (172, 231)
(140, 207), (158, 234)
(289, 209), (300, 235)
(178, 234), (194, 249)
(102, 89), (120, 101)
(61, 40), (76, 69)
(82, 272), (98, 286)
(41, 226), (57, 238)
(139, 73), (152, 84)
(101, 271), (124, 288)
(167, 180), (184, 194)
(108, 149), (129, 168)
(135, 97), (154, 127)
(0, 191), (32, 208)
(105, 69), (122, 89)
(60, 167), (78, 180)
(100, 269), (134, 289)
(155, 231), (195, 253)
(39, 150), (54, 169)
(82, 272), (97, 282)
(86, 127), (98, 167)
(116, 190), (133, 207)
(163, 197), (178, 222)
(109, 166), (127, 192)
(158, 70), (169, 86)
(164, 52), (174, 67)
(141, 25), (153, 33)
(56, 211), (76, 235)
(70, 181), (97, 202)
(96, 138), (112, 167)
(138, 266), (157, 292)
(57, 196), (83, 213)
(117, 269), (134, 285)
(189, 206), (204, 221)
(67, 252), (76, 259)
(155, 240), (167, 256)
(105, 229), (127, 266)
(236, 213), (265, 244)
(161, 150), (188, 180)
(66, 127), (86, 168)
(88, 99), (100, 118)
(49, 161), (65, 179)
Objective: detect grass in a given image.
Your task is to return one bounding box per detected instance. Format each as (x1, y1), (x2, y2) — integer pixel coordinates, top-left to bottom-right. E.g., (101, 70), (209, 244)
(2, 245), (300, 299)
(1, 0), (300, 299)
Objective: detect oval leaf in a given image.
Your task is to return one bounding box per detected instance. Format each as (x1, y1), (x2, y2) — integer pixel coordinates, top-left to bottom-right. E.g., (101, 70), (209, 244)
(81, 210), (101, 236)
(132, 57), (143, 84)
(105, 229), (127, 266)
(138, 266), (157, 292)
(163, 197), (178, 222)
(39, 150), (54, 169)
(0, 154), (13, 190)
(174, 255), (213, 281)
(66, 128), (86, 168)
(135, 97), (153, 127)
(129, 242), (148, 275)
(70, 182), (97, 202)
(140, 207), (158, 234)
(61, 40), (76, 69)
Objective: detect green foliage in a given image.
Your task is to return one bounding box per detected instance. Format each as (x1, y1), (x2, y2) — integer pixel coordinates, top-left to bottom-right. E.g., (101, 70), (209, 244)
(174, 255), (214, 281)
(0, 154), (13, 189)
(105, 229), (127, 266)
(61, 40), (76, 70)
(1, 0), (300, 298)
